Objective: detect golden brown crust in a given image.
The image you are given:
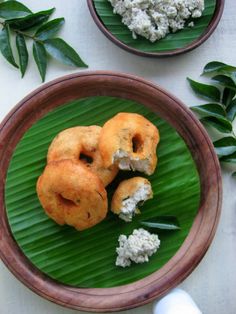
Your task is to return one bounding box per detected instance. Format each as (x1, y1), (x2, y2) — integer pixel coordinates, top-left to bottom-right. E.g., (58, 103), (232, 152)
(111, 177), (153, 215)
(99, 113), (160, 175)
(47, 126), (118, 186)
(36, 160), (108, 231)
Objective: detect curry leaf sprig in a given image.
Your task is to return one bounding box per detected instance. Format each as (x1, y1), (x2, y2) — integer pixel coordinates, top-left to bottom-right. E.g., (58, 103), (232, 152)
(0, 1), (88, 81)
(187, 61), (236, 176)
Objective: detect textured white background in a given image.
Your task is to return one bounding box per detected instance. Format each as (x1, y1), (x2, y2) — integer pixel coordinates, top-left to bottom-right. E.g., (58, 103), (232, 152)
(0, 1), (236, 313)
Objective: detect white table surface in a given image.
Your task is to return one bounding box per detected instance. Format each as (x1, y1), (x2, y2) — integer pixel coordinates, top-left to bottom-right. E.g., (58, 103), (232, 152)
(0, 1), (236, 313)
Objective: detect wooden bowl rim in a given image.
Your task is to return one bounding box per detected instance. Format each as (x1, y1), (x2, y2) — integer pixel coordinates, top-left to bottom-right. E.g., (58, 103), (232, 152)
(0, 71), (222, 312)
(87, 0), (225, 57)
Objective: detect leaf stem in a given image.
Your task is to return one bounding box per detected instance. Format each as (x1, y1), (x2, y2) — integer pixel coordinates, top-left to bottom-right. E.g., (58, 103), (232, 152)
(14, 28), (39, 41)
(0, 20), (42, 42)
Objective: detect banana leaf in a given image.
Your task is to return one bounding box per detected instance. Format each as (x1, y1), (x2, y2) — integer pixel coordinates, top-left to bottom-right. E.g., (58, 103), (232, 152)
(5, 96), (200, 288)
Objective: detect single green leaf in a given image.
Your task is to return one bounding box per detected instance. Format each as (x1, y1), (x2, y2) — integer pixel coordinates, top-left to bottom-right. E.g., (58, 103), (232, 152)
(33, 41), (47, 82)
(44, 38), (88, 68)
(7, 8), (55, 31)
(0, 24), (18, 68)
(191, 103), (226, 119)
(187, 78), (221, 102)
(16, 34), (28, 77)
(203, 61), (229, 74)
(214, 137), (236, 157)
(220, 152), (236, 163)
(202, 61), (236, 75)
(0, 0), (31, 19)
(35, 18), (65, 40)
(140, 216), (180, 231)
(226, 99), (236, 121)
(200, 116), (232, 133)
(212, 75), (236, 90)
(222, 88), (236, 107)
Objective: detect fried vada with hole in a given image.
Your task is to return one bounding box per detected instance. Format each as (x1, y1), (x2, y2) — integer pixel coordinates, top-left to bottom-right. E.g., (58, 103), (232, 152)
(36, 159), (108, 231)
(99, 113), (159, 175)
(47, 126), (118, 187)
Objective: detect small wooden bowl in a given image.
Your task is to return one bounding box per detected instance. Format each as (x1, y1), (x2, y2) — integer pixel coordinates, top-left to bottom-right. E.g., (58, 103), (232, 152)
(87, 0), (224, 57)
(0, 72), (222, 312)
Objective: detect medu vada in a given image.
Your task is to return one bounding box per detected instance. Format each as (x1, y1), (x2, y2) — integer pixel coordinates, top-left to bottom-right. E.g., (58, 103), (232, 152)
(99, 113), (160, 175)
(111, 177), (153, 222)
(47, 126), (118, 186)
(36, 159), (108, 231)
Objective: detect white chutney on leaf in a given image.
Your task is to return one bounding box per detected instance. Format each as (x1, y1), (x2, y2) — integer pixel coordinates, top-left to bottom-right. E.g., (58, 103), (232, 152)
(116, 228), (161, 267)
(109, 0), (205, 42)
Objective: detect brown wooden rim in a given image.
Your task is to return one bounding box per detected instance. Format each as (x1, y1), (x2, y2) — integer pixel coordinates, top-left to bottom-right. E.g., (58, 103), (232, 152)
(0, 71), (222, 312)
(87, 0), (224, 57)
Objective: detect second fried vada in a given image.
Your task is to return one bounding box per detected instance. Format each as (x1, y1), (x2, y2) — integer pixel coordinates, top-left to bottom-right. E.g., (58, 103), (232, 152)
(36, 159), (108, 231)
(99, 113), (160, 175)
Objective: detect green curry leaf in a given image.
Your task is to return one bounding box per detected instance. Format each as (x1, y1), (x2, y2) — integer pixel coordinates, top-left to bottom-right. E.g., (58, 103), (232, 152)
(44, 38), (88, 68)
(0, 0), (31, 19)
(140, 216), (180, 231)
(35, 18), (65, 40)
(33, 41), (47, 82)
(187, 78), (221, 102)
(0, 24), (18, 68)
(16, 33), (28, 77)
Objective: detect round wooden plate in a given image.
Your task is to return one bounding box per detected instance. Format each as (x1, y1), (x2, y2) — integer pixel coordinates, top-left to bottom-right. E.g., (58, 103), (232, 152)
(87, 0), (224, 57)
(0, 72), (222, 312)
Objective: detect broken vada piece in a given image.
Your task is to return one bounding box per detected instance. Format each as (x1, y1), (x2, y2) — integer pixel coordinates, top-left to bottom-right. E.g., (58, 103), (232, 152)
(111, 177), (153, 222)
(36, 159), (108, 231)
(99, 113), (160, 175)
(47, 126), (118, 187)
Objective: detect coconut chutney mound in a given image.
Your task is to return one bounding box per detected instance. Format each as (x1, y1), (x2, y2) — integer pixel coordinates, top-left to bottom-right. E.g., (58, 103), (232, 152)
(116, 228), (161, 267)
(108, 0), (205, 42)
